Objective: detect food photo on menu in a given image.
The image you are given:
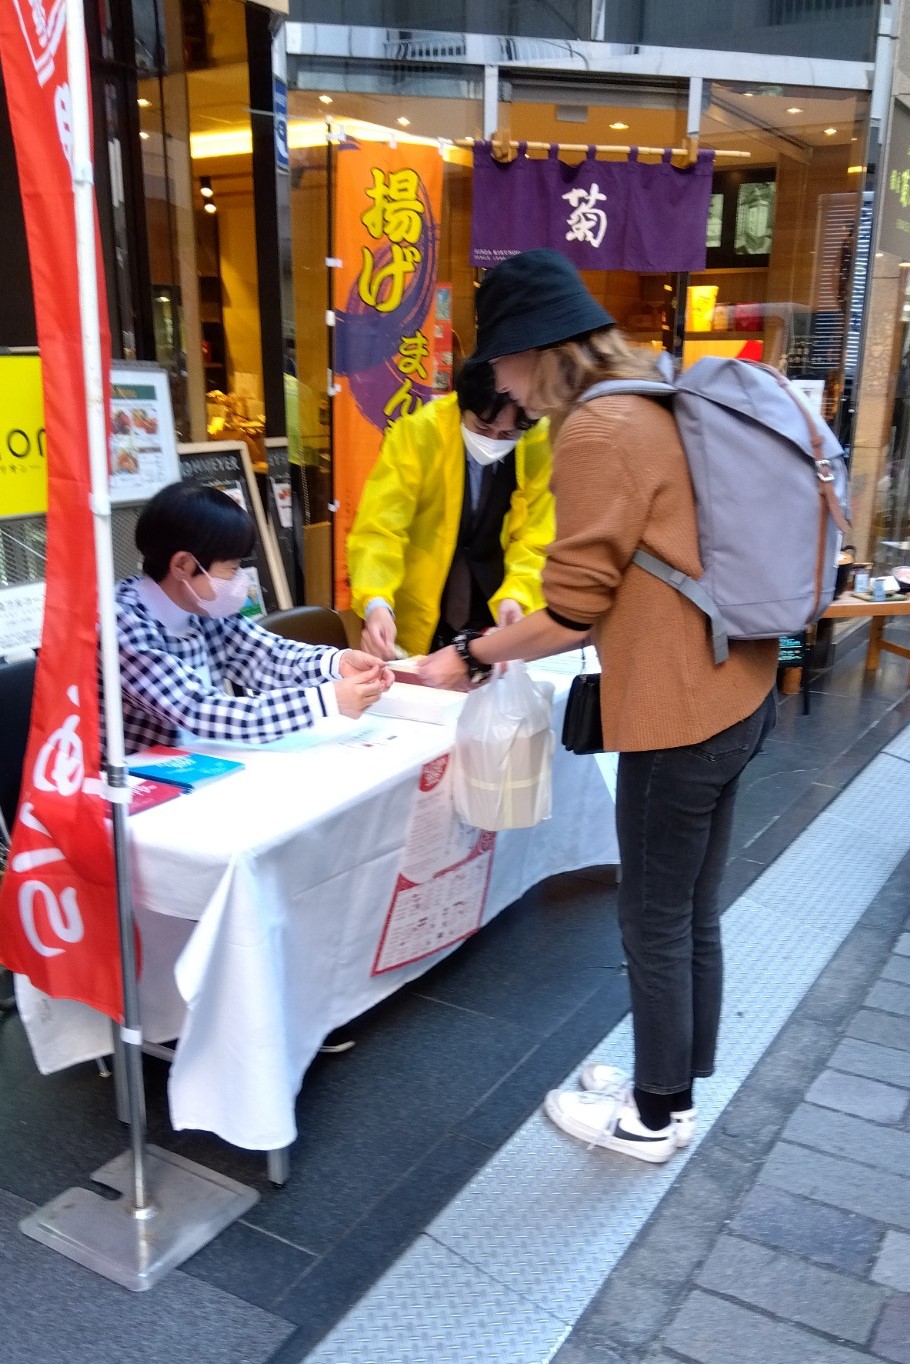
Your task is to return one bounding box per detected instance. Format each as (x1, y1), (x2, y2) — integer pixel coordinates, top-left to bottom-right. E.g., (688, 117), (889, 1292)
(113, 442), (139, 475)
(131, 407), (159, 435)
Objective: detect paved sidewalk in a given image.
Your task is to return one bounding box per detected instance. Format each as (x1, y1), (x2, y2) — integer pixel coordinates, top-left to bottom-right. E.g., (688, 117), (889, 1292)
(555, 849), (910, 1364)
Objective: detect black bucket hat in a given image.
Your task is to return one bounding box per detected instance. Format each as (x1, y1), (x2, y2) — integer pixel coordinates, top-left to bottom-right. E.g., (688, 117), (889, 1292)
(472, 249), (615, 363)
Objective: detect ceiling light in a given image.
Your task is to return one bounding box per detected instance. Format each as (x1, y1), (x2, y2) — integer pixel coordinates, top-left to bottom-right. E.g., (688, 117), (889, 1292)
(204, 201), (217, 214)
(155, 294), (169, 303)
(137, 97), (152, 109)
(609, 121), (629, 130)
(397, 116), (410, 127)
(200, 175), (214, 198)
(824, 127), (838, 136)
(786, 107), (803, 114)
(319, 95), (333, 105)
(139, 130), (150, 140)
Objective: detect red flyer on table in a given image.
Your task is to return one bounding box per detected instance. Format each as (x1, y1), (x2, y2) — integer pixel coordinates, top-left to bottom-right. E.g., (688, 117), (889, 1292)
(372, 753), (496, 975)
(127, 776), (185, 816)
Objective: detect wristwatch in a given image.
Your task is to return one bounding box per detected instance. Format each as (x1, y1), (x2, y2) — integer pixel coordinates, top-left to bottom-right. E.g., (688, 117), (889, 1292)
(451, 629), (494, 687)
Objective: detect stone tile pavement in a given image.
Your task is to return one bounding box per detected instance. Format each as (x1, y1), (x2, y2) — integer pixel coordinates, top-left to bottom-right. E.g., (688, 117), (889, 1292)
(555, 852), (910, 1364)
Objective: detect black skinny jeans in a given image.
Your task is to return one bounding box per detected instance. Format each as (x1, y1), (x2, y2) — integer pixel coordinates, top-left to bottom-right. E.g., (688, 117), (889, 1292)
(615, 690), (777, 1096)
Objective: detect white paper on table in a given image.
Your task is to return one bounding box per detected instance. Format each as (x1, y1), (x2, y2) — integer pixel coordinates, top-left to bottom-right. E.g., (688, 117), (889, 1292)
(371, 682), (466, 725)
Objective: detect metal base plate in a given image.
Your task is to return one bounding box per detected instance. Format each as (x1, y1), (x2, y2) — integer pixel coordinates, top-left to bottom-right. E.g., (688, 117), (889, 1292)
(19, 1144), (258, 1292)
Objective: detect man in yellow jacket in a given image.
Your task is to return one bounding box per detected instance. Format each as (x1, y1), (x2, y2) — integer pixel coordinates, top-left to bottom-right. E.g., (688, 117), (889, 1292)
(348, 359), (554, 658)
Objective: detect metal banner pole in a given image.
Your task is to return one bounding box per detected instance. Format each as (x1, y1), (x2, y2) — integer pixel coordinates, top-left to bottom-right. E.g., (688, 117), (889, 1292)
(19, 0), (258, 1290)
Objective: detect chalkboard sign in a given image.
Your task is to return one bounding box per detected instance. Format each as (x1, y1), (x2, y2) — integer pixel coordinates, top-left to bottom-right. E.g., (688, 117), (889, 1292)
(263, 437), (297, 602)
(177, 441), (291, 617)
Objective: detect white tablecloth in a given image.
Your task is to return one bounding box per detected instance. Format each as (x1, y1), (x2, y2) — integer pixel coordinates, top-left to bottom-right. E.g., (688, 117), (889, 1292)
(18, 666), (618, 1151)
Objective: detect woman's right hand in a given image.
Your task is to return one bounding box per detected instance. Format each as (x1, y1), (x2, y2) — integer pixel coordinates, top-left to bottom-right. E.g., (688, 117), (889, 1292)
(333, 668), (385, 718)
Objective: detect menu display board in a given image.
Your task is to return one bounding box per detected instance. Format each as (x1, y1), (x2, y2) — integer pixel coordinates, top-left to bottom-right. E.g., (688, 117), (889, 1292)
(177, 442), (291, 617)
(705, 168), (776, 270)
(109, 364), (180, 504)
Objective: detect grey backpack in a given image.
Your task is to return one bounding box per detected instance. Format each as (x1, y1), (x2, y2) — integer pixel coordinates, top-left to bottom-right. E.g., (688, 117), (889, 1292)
(578, 357), (851, 663)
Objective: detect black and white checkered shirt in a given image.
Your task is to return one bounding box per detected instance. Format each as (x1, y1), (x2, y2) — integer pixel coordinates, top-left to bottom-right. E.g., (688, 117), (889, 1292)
(115, 575), (343, 754)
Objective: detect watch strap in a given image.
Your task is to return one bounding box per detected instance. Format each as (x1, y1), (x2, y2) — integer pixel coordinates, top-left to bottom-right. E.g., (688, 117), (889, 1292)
(451, 629), (493, 685)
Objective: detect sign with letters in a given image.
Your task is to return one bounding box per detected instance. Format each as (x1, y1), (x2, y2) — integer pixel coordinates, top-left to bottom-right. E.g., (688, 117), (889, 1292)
(471, 142), (714, 273)
(880, 101), (910, 260)
(0, 354), (47, 517)
(332, 139), (443, 606)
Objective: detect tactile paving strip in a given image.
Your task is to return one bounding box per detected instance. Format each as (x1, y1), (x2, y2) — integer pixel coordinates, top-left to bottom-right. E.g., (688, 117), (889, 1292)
(300, 1236), (569, 1364)
(301, 733), (910, 1363)
(885, 725), (910, 763)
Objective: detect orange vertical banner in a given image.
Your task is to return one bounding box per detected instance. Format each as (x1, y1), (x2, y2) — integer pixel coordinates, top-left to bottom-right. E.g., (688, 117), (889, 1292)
(332, 140), (443, 607)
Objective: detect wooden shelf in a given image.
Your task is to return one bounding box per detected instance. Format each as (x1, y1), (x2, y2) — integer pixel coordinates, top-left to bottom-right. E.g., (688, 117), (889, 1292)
(684, 331), (764, 340)
(692, 266), (769, 276)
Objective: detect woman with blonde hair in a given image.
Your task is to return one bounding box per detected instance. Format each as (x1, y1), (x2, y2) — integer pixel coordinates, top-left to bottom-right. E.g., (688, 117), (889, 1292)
(421, 249), (778, 1164)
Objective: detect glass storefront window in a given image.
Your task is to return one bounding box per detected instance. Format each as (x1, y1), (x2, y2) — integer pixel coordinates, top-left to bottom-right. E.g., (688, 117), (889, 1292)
(135, 0), (264, 444)
(697, 83), (871, 438)
(877, 275), (910, 567)
(285, 65), (484, 604)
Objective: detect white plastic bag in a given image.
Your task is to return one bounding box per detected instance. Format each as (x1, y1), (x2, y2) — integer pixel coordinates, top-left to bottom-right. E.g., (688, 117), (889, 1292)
(452, 663), (555, 831)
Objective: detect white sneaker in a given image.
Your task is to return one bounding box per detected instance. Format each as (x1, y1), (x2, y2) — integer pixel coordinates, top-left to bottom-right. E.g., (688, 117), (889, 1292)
(544, 1088), (677, 1164)
(578, 1063), (697, 1148)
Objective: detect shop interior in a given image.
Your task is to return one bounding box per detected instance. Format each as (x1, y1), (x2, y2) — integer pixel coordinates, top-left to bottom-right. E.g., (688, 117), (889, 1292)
(134, 0), (872, 604)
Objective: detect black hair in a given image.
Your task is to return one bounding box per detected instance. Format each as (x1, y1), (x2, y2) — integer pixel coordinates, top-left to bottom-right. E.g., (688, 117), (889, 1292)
(136, 481), (255, 582)
(455, 357), (537, 431)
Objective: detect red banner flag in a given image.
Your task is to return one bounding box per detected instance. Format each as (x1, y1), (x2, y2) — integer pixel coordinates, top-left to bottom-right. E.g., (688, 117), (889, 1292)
(0, 2), (122, 1019)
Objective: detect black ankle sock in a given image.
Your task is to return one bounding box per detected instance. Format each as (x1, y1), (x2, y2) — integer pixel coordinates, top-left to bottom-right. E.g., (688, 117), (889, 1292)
(668, 1085), (693, 1113)
(633, 1086), (673, 1131)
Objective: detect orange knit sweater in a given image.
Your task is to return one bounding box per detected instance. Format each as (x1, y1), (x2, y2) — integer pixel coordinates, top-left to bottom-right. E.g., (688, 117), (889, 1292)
(542, 394), (778, 752)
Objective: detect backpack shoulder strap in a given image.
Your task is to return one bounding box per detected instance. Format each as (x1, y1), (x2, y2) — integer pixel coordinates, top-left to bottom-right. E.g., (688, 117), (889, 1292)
(632, 550), (730, 665)
(577, 380), (676, 404)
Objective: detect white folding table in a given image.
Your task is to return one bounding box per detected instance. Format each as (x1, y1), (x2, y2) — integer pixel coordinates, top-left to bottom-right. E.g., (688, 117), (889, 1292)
(18, 665), (619, 1182)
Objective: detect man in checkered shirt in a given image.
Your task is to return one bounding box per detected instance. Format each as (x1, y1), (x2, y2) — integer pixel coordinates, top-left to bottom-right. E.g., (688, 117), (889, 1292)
(116, 482), (391, 754)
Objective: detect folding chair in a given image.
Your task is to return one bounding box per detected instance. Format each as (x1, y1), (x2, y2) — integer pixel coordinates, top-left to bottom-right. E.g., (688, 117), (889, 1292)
(258, 605), (349, 650)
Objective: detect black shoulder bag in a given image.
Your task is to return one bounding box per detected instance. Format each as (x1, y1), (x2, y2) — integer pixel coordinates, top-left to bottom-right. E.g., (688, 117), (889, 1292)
(560, 650), (603, 755)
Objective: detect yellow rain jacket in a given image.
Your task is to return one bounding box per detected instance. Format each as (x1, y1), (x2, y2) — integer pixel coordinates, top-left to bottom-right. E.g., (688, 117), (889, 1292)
(348, 393), (554, 656)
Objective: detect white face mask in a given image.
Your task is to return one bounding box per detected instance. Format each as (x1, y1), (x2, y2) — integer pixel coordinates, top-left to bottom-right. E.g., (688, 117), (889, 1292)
(186, 562), (249, 619)
(461, 421), (518, 467)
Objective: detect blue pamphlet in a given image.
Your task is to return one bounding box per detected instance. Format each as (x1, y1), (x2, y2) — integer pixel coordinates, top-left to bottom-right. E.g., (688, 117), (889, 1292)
(127, 747), (245, 791)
